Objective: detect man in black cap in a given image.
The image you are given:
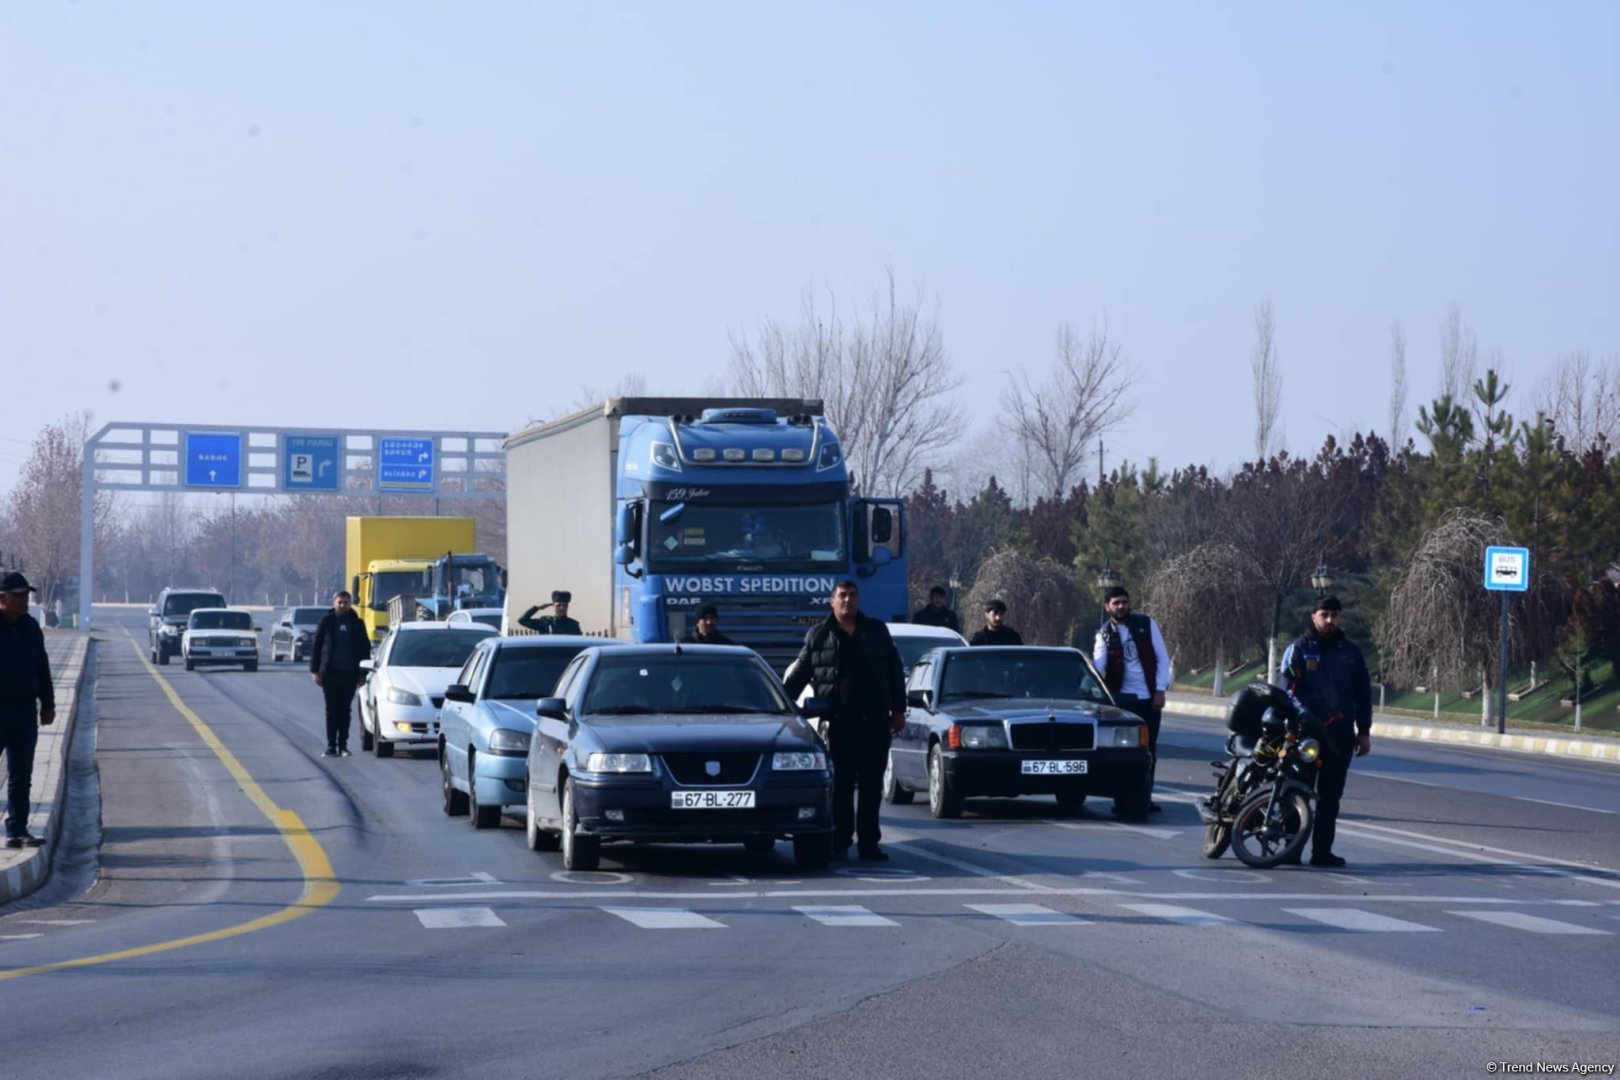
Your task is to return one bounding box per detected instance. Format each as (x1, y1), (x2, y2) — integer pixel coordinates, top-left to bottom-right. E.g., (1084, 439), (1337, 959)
(519, 590), (582, 635)
(1280, 594), (1372, 868)
(911, 586), (960, 633)
(969, 599), (1023, 645)
(0, 571), (55, 847)
(309, 589), (372, 758)
(680, 604), (734, 645)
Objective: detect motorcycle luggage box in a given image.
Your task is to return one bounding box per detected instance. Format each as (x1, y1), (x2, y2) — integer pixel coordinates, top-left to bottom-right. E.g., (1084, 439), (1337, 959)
(1225, 682), (1296, 740)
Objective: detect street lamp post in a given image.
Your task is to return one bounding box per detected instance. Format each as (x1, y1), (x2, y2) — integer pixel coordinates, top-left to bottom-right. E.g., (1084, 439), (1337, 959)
(1310, 562), (1333, 596)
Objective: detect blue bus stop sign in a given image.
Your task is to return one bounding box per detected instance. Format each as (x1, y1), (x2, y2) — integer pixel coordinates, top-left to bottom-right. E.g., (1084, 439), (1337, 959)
(1483, 546), (1530, 592)
(184, 432), (243, 488)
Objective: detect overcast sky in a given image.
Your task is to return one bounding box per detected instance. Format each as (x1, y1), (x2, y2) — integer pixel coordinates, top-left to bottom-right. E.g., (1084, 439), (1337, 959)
(3, 2), (1616, 503)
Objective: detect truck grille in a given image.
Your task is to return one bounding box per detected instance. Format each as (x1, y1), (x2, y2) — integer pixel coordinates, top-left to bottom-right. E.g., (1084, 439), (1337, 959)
(1007, 723), (1095, 751)
(661, 752), (761, 786)
(680, 596), (823, 675)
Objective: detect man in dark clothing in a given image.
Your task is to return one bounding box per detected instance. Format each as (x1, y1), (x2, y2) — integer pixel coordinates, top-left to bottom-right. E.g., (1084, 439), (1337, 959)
(1092, 585), (1173, 812)
(1, 571), (55, 847)
(969, 599), (1023, 645)
(309, 589), (372, 757)
(518, 590), (582, 635)
(911, 586), (960, 633)
(783, 579), (906, 862)
(679, 603), (734, 645)
(1280, 595), (1373, 868)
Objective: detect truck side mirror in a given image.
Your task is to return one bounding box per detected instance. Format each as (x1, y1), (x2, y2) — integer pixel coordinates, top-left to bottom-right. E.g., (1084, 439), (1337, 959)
(870, 506), (893, 544)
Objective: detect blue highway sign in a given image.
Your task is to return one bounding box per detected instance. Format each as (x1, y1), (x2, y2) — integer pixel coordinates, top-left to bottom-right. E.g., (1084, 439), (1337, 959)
(378, 436), (435, 491)
(1484, 546), (1530, 592)
(184, 432), (243, 488)
(284, 435), (341, 492)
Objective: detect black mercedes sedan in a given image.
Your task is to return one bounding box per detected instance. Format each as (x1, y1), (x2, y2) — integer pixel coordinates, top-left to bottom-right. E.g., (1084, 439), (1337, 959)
(523, 644), (835, 872)
(889, 646), (1153, 820)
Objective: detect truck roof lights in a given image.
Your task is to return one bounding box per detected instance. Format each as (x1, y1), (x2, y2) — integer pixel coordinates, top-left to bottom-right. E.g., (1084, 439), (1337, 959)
(752, 449), (776, 462)
(723, 448), (746, 462)
(781, 448), (806, 462)
(691, 448), (717, 462)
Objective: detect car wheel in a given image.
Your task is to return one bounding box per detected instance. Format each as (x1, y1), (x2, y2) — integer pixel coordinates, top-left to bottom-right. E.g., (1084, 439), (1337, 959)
(469, 760), (500, 829)
(440, 748), (469, 816)
(743, 837), (775, 855)
(792, 833), (831, 871)
(928, 743), (963, 819)
(883, 751), (914, 805)
(526, 780), (560, 852)
(244, 660), (257, 673)
(561, 779), (600, 871)
(184, 656), (195, 672)
(158, 646), (170, 666)
(1055, 791), (1087, 810)
(360, 716), (374, 751)
(375, 728), (394, 758)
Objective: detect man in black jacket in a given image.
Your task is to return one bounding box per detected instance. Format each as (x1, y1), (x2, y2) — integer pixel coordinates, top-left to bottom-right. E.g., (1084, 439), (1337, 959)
(1, 571), (55, 847)
(969, 599), (1024, 645)
(679, 603), (734, 645)
(911, 586), (960, 633)
(309, 590), (372, 757)
(783, 579), (906, 861)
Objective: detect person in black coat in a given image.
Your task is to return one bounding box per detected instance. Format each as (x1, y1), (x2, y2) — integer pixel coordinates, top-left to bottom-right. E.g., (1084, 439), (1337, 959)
(969, 598), (1024, 646)
(1, 571), (54, 848)
(911, 585), (960, 632)
(309, 590), (372, 757)
(679, 603), (735, 645)
(783, 579), (905, 861)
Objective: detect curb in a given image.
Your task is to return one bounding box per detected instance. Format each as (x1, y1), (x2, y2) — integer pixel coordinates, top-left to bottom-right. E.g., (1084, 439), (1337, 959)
(1, 633), (91, 906)
(1165, 695), (1620, 765)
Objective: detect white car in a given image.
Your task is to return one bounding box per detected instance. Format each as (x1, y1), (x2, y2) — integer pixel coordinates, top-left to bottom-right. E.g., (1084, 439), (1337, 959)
(787, 621), (969, 711)
(358, 622), (497, 758)
(181, 608), (261, 672)
(445, 607), (504, 632)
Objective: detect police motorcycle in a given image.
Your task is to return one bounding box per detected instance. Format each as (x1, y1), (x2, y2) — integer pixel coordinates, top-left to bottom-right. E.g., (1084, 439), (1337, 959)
(1196, 682), (1325, 868)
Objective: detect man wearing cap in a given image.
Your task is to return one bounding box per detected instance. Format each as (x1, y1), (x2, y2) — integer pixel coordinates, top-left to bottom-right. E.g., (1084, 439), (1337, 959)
(519, 590), (582, 635)
(911, 586), (961, 633)
(680, 604), (734, 645)
(310, 589), (371, 758)
(1092, 585), (1174, 812)
(969, 599), (1023, 645)
(1280, 595), (1372, 868)
(0, 571), (55, 848)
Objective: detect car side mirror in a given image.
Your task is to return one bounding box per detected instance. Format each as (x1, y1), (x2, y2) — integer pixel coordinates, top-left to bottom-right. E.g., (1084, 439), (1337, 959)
(148, 608), (160, 618)
(358, 659), (375, 671)
(536, 697), (568, 720)
(443, 684), (475, 704)
(801, 696), (830, 720)
(906, 688), (931, 711)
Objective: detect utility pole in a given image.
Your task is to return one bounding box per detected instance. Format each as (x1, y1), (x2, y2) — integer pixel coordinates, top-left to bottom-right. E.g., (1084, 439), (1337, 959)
(1097, 438), (1104, 486)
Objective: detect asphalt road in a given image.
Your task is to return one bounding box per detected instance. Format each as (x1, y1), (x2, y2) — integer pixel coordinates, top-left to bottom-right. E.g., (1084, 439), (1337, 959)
(3, 608), (1618, 1080)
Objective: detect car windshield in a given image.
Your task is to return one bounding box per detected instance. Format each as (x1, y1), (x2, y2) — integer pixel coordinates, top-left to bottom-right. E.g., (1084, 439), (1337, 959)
(457, 611), (501, 629)
(939, 652), (1110, 704)
(388, 629), (491, 669)
(584, 655), (791, 716)
(189, 611), (251, 630)
(485, 647), (587, 699)
(165, 594), (226, 617)
(293, 607), (325, 625)
(647, 500), (846, 572)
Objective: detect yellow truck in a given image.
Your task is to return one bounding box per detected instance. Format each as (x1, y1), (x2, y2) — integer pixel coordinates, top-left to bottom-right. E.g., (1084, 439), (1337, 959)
(346, 516), (478, 643)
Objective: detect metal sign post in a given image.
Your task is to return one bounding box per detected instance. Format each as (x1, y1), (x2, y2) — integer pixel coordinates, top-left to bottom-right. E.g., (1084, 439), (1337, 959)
(1483, 545), (1530, 735)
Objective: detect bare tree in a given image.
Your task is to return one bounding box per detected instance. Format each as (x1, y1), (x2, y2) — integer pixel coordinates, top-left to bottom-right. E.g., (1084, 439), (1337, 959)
(962, 548), (1085, 646)
(571, 371), (650, 414)
(1001, 321), (1134, 499)
(1143, 541), (1270, 695)
(4, 413), (117, 608)
(1388, 320), (1409, 445)
(730, 271), (962, 495)
(1536, 351), (1620, 454)
(1438, 303), (1479, 401)
(1251, 299), (1282, 461)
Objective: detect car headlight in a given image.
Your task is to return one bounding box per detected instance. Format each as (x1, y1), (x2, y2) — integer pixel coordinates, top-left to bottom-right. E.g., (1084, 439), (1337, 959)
(586, 752), (652, 773)
(386, 687), (423, 706)
(161, 624), (181, 636)
(957, 725), (1007, 750)
(1104, 724), (1143, 748)
(488, 728), (531, 754)
(1295, 738), (1322, 763)
(237, 637), (257, 648)
(295, 631), (311, 643)
(772, 750), (827, 771)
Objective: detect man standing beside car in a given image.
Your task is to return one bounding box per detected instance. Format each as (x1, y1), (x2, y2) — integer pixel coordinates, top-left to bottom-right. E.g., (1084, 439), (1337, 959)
(784, 579), (906, 862)
(1, 572), (54, 848)
(310, 590), (371, 758)
(1092, 585), (1173, 813)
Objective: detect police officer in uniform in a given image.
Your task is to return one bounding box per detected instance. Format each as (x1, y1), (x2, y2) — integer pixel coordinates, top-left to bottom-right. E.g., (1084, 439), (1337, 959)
(519, 590), (581, 635)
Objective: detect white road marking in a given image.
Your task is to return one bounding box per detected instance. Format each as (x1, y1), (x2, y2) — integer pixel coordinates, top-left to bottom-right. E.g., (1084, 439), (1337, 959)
(1513, 797), (1614, 815)
(1172, 868), (1269, 884)
(1448, 910), (1612, 935)
(413, 907), (507, 929)
(879, 840), (1057, 893)
(16, 919), (95, 925)
(1359, 772), (1445, 788)
(793, 905), (899, 927)
(1120, 903), (1234, 926)
(1285, 908), (1440, 932)
(602, 907), (726, 929)
(1, 933), (45, 940)
(1336, 821), (1620, 889)
(404, 872), (503, 887)
(1046, 821), (1182, 841)
(369, 887), (1612, 905)
(550, 870), (633, 885)
(969, 903), (1090, 927)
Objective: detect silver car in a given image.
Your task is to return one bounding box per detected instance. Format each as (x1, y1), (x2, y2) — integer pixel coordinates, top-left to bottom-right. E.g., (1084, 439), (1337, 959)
(268, 605), (326, 663)
(438, 635), (627, 829)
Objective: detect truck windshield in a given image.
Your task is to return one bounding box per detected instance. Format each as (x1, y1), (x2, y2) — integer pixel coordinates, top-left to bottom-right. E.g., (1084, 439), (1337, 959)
(648, 501), (846, 572)
(442, 561), (495, 595)
(369, 571), (423, 610)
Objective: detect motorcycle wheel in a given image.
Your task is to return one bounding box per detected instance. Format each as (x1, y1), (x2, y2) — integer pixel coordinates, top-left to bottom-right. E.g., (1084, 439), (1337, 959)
(1202, 822), (1230, 860)
(1230, 788), (1312, 869)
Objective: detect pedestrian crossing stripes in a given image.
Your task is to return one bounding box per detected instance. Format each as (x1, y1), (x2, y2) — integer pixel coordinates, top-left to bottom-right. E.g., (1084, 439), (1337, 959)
(1118, 903), (1235, 926)
(966, 903), (1090, 926)
(793, 905), (900, 927)
(413, 907), (507, 929)
(1448, 910), (1611, 935)
(604, 907), (726, 929)
(1285, 908), (1440, 932)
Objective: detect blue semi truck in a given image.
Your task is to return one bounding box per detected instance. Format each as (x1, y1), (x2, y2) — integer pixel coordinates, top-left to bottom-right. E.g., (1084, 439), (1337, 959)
(503, 398), (907, 670)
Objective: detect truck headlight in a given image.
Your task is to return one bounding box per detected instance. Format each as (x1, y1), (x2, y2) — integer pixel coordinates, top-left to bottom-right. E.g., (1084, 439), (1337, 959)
(489, 728), (531, 754)
(772, 751), (827, 771)
(651, 441), (681, 471)
(1104, 724), (1142, 748)
(386, 687), (423, 706)
(957, 725), (1007, 750)
(587, 752), (652, 773)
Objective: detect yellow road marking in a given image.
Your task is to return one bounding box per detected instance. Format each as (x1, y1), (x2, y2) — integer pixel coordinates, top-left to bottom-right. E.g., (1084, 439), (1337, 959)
(0, 633), (339, 981)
